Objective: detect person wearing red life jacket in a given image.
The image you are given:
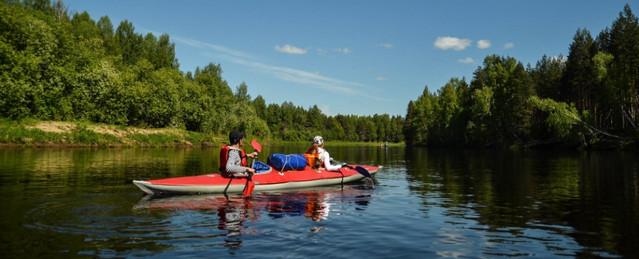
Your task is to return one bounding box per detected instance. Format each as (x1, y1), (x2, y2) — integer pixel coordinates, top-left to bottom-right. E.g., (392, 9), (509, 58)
(220, 130), (257, 178)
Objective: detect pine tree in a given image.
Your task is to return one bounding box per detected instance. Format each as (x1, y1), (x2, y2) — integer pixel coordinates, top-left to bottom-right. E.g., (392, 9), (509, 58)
(531, 55), (565, 100)
(608, 4), (639, 130)
(561, 29), (598, 112)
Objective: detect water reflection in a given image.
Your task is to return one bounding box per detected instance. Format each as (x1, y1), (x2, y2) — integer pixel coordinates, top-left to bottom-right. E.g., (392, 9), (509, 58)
(405, 148), (639, 257)
(134, 186), (372, 251)
(2, 146), (638, 257)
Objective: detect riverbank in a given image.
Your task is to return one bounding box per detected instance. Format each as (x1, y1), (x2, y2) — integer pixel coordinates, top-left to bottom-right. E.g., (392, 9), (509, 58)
(0, 119), (223, 147)
(0, 119), (404, 148)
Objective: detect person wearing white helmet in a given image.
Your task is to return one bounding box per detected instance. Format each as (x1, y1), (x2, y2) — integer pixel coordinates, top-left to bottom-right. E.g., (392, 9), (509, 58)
(308, 136), (341, 171)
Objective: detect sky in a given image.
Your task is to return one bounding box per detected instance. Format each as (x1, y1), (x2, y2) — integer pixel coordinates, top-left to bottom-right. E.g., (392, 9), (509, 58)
(65, 0), (635, 116)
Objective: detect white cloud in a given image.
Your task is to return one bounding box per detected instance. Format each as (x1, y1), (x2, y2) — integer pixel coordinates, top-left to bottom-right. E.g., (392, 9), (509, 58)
(434, 36), (471, 51)
(231, 58), (360, 95)
(171, 35), (386, 100)
(275, 44), (308, 55)
(375, 76), (386, 81)
(172, 35), (254, 60)
(379, 43), (394, 49)
(230, 58), (387, 101)
(504, 42), (515, 49)
(334, 47), (351, 54)
(458, 57), (475, 64)
(477, 39), (491, 49)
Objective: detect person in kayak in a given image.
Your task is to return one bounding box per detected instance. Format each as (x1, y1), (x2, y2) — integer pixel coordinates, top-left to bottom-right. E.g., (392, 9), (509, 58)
(304, 141), (320, 169)
(309, 136), (342, 171)
(220, 130), (258, 178)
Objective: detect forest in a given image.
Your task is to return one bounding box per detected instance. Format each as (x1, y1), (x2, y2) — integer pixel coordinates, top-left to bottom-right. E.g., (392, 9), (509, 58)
(0, 0), (404, 143)
(404, 4), (639, 148)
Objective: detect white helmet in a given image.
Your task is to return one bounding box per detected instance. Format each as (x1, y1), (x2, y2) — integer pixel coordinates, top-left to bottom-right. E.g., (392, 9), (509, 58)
(313, 136), (324, 145)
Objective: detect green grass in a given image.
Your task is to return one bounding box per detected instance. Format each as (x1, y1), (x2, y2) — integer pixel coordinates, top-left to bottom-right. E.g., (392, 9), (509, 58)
(0, 118), (403, 148)
(0, 119), (59, 144)
(71, 125), (120, 145)
(0, 118), (223, 147)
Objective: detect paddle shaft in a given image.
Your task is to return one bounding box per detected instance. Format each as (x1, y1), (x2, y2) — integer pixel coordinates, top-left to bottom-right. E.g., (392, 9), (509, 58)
(242, 139), (262, 197)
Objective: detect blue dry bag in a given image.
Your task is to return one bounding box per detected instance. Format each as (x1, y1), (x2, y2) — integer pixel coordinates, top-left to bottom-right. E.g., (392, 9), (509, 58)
(268, 153), (307, 171)
(252, 160), (271, 174)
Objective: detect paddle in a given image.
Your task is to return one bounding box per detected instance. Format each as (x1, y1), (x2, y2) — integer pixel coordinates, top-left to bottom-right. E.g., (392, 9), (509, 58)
(242, 139), (262, 197)
(339, 163), (373, 178)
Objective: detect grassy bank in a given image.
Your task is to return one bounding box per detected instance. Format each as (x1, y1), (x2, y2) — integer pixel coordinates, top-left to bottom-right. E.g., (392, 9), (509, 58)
(0, 119), (405, 148)
(0, 119), (224, 147)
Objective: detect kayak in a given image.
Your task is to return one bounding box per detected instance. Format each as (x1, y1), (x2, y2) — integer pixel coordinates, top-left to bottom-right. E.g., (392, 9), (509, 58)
(133, 165), (381, 195)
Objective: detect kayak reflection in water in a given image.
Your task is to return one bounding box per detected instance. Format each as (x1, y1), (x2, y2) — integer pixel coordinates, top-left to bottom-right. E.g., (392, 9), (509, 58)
(133, 187), (372, 248)
(263, 191), (331, 222)
(217, 199), (257, 249)
(304, 192), (330, 222)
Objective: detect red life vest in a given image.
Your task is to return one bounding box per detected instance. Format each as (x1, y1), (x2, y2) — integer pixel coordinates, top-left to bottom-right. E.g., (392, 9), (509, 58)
(219, 145), (248, 174)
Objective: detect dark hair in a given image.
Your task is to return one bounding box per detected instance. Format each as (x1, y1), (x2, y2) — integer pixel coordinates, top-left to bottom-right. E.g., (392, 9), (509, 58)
(229, 130), (245, 145)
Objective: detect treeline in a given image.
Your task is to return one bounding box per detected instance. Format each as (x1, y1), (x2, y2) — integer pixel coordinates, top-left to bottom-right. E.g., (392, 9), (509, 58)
(404, 4), (639, 148)
(251, 96), (404, 142)
(0, 0), (403, 143)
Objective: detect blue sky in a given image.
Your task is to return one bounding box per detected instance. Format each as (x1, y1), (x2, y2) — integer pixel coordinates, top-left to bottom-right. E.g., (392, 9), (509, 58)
(65, 0), (634, 116)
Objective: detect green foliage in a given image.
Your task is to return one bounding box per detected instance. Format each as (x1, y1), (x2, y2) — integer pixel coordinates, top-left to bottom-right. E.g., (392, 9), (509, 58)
(562, 28), (598, 111)
(0, 2), (278, 140)
(403, 79), (467, 146)
(593, 52), (613, 81)
(0, 1), (405, 145)
(0, 119), (58, 143)
(530, 96), (579, 139)
(404, 4), (639, 147)
(530, 55), (564, 99)
(253, 99), (401, 142)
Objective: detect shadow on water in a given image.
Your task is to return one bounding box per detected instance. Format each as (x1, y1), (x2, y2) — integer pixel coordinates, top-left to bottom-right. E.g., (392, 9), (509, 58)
(404, 148), (639, 257)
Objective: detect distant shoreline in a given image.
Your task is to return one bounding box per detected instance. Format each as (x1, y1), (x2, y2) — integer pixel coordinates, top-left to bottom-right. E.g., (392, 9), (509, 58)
(0, 119), (222, 148)
(0, 119), (404, 148)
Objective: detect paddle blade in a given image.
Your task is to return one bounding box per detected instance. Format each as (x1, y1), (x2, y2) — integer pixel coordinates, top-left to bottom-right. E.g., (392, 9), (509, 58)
(251, 139), (262, 153)
(354, 166), (372, 178)
(242, 178), (255, 197)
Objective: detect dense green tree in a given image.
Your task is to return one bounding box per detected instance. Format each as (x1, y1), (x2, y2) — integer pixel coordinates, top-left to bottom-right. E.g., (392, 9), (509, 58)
(0, 1), (403, 143)
(235, 82), (251, 103)
(471, 55), (535, 144)
(562, 29), (598, 112)
(115, 20), (143, 65)
(194, 63), (233, 98)
(530, 96), (579, 141)
(252, 95), (267, 120)
(96, 16), (116, 53)
(608, 4), (639, 130)
(404, 4), (639, 147)
(531, 55), (565, 100)
(71, 11), (100, 39)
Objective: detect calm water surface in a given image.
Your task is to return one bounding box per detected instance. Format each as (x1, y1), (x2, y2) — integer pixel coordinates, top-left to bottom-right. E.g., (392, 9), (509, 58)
(0, 145), (637, 258)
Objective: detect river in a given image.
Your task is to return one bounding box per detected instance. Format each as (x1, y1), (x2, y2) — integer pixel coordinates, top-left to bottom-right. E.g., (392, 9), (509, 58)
(0, 145), (637, 258)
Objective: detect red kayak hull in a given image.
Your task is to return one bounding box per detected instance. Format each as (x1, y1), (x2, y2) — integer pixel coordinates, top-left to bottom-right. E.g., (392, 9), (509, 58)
(133, 165), (380, 195)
